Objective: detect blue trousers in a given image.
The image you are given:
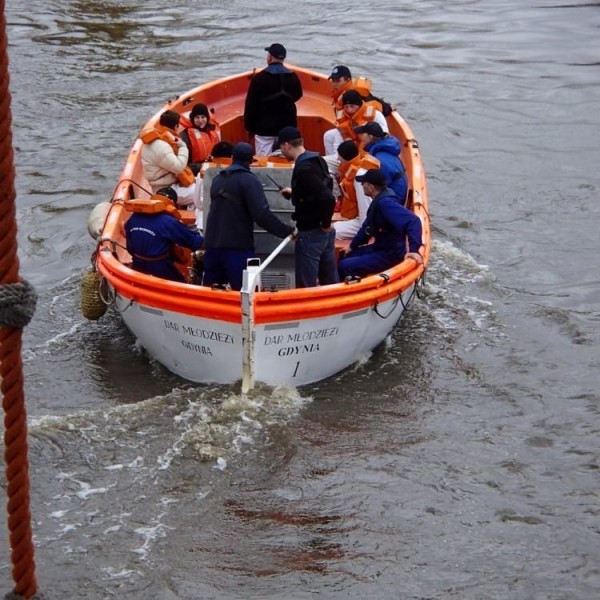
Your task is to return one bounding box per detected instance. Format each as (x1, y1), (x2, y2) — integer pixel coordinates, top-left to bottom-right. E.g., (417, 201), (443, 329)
(295, 228), (339, 288)
(203, 248), (255, 291)
(338, 245), (403, 279)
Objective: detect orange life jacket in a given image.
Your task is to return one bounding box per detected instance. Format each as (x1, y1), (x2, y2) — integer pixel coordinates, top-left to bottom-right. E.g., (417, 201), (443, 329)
(338, 153), (380, 219)
(353, 76), (373, 98)
(124, 195), (182, 218)
(124, 196), (194, 266)
(139, 124), (179, 152)
(332, 77), (380, 120)
(200, 157), (233, 177)
(186, 127), (221, 163)
(139, 125), (196, 187)
(336, 101), (380, 143)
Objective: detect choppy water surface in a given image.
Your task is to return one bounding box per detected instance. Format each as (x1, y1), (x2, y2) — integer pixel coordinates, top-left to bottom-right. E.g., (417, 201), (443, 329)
(2, 1), (599, 598)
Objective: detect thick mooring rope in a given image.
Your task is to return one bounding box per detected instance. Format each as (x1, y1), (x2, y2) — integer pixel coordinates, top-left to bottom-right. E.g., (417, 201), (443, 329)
(0, 1), (41, 598)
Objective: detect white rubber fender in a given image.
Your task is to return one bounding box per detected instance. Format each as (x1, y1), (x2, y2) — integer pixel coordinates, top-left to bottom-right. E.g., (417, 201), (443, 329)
(87, 202), (112, 240)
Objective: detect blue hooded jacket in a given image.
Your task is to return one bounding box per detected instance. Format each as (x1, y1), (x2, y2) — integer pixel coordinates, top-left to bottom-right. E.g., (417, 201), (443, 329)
(365, 135), (408, 204)
(351, 188), (422, 258)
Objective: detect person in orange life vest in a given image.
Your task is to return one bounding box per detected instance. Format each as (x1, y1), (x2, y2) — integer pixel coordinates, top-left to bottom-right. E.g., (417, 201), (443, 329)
(336, 89), (389, 148)
(323, 66), (394, 155)
(333, 140), (380, 241)
(323, 65), (354, 155)
(180, 103), (221, 174)
(125, 187), (204, 283)
(354, 121), (408, 206)
(140, 110), (200, 211)
(243, 43), (303, 156)
(338, 169), (422, 280)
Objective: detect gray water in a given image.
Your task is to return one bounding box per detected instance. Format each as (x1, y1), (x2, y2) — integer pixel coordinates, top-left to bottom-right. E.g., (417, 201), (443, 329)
(2, 1), (599, 598)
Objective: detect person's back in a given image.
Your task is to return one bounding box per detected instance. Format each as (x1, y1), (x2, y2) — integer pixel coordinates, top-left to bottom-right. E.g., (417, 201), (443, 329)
(125, 187), (204, 282)
(244, 43), (303, 156)
(203, 142), (294, 290)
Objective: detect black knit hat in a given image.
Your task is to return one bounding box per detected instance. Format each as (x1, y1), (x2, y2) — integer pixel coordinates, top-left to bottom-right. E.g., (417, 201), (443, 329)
(337, 140), (359, 161)
(341, 90), (364, 106)
(190, 103), (210, 120)
(211, 141), (233, 158)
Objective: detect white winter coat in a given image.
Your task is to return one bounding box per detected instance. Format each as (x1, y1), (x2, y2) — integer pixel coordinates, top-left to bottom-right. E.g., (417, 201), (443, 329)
(141, 136), (189, 193)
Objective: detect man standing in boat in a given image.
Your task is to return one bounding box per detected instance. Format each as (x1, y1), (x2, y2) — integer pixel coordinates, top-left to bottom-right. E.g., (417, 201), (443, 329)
(277, 126), (339, 288)
(203, 142), (296, 291)
(338, 169), (422, 280)
(243, 43), (303, 156)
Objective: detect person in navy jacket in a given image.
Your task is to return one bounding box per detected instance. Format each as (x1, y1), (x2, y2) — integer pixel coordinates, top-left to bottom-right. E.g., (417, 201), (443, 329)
(203, 142), (295, 290)
(338, 169), (423, 279)
(354, 122), (408, 205)
(125, 187), (204, 283)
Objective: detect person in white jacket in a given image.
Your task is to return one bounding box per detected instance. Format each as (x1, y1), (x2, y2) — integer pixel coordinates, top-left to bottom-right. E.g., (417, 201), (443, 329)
(140, 110), (200, 213)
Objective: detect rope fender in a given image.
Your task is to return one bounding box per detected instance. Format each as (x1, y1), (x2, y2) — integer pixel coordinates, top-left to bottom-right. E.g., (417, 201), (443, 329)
(0, 281), (37, 328)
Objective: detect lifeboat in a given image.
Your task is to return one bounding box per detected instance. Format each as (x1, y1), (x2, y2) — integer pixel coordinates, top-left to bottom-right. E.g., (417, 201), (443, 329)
(91, 66), (431, 391)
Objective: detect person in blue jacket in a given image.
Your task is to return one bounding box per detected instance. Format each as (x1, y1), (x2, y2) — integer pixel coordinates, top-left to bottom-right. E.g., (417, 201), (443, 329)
(125, 187), (204, 283)
(338, 169), (423, 280)
(203, 142), (295, 290)
(354, 121), (408, 205)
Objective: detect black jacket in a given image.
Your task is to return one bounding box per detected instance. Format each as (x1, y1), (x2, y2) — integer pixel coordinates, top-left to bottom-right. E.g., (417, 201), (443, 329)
(205, 163), (293, 249)
(243, 64), (303, 136)
(290, 152), (336, 231)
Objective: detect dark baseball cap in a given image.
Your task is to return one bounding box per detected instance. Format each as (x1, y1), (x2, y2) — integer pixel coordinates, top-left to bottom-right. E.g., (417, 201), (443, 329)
(354, 121), (385, 137)
(355, 168), (387, 187)
(328, 65), (352, 80)
(264, 43), (286, 59)
(277, 126), (302, 145)
(156, 186), (178, 204)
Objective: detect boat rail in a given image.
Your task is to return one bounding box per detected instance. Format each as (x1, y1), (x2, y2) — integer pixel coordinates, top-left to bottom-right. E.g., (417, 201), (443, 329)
(240, 234), (295, 392)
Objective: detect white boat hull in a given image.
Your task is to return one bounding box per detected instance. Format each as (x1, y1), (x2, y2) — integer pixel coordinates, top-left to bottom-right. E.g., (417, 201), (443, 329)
(116, 286), (415, 387)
